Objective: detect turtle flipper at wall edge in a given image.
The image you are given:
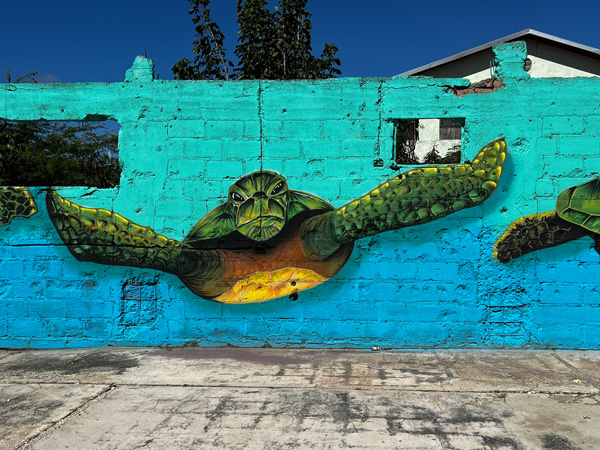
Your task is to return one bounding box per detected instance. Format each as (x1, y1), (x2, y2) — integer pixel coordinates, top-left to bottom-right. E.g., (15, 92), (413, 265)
(47, 138), (507, 304)
(302, 139), (507, 259)
(0, 186), (37, 227)
(493, 177), (600, 263)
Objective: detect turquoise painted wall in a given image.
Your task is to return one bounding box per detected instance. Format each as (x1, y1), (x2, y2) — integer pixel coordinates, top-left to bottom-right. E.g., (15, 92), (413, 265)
(1, 43), (599, 348)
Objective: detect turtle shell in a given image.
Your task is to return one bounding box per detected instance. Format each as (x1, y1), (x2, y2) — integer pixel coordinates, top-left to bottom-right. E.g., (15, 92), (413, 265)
(556, 177), (600, 233)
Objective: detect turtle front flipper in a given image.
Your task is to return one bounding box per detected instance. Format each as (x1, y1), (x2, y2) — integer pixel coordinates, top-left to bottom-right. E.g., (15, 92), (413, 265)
(0, 187), (37, 227)
(493, 211), (588, 263)
(302, 139), (508, 259)
(46, 188), (219, 279)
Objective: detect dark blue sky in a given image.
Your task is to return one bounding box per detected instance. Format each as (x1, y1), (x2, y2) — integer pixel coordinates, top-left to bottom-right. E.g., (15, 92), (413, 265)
(2, 0), (600, 83)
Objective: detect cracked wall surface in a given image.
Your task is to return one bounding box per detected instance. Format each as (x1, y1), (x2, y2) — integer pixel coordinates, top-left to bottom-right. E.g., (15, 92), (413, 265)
(1, 43), (599, 348)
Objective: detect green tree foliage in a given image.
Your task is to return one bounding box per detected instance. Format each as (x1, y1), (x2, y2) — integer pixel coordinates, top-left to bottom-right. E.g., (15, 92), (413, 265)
(234, 0), (279, 79)
(171, 0), (234, 80)
(439, 148), (461, 164)
(0, 120), (121, 188)
(394, 121), (419, 164)
(422, 147), (441, 164)
(173, 0), (341, 80)
(1, 70), (121, 188)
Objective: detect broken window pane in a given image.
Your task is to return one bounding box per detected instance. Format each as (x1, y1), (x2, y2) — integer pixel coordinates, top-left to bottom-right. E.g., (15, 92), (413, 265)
(439, 118), (462, 140)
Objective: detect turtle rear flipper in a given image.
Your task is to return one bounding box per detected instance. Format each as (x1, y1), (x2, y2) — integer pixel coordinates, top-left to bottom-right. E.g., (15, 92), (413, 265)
(493, 211), (587, 263)
(0, 187), (37, 227)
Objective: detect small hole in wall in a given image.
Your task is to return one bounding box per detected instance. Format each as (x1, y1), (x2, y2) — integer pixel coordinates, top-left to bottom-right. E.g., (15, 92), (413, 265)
(0, 117), (121, 188)
(393, 118), (464, 165)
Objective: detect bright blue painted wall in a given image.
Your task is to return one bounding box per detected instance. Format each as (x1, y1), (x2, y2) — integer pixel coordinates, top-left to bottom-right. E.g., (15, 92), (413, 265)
(1, 43), (599, 348)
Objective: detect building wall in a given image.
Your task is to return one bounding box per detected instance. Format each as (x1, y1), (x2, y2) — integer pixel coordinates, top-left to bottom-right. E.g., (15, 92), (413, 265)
(1, 42), (600, 349)
(524, 38), (600, 79)
(414, 50), (495, 82)
(417, 38), (600, 82)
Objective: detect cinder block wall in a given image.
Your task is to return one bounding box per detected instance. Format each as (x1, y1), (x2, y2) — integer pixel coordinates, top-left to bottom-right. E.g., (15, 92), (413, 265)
(1, 43), (599, 348)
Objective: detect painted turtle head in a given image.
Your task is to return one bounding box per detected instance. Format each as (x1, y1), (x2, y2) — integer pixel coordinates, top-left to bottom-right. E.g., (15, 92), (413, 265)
(227, 171), (289, 241)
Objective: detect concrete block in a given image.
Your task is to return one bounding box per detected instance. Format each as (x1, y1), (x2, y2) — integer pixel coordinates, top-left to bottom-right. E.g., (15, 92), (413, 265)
(167, 120), (204, 138)
(581, 285), (600, 305)
(341, 139), (377, 157)
(487, 322), (524, 336)
(283, 120), (322, 139)
(542, 156), (587, 178)
(377, 262), (418, 281)
(262, 140), (300, 158)
(302, 140), (342, 158)
(487, 306), (526, 323)
(322, 120), (363, 139)
(542, 116), (584, 136)
(584, 115), (600, 134)
(183, 180), (222, 201)
(223, 140), (261, 159)
(559, 136), (600, 155)
(167, 158), (206, 178)
(205, 160), (244, 178)
(261, 121), (284, 137)
(204, 121), (245, 139)
(536, 137), (557, 155)
(539, 283), (582, 304)
(166, 139), (222, 158)
(535, 179), (554, 198)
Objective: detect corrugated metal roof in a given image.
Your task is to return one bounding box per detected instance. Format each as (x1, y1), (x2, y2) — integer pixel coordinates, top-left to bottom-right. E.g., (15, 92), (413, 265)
(395, 29), (600, 77)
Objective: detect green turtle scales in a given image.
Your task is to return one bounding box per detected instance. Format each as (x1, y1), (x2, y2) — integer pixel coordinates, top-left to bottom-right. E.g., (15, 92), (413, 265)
(0, 187), (37, 227)
(556, 177), (600, 233)
(494, 176), (600, 262)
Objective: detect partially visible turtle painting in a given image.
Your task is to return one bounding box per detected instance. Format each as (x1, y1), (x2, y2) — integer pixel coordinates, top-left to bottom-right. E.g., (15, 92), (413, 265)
(2, 139), (507, 304)
(0, 187), (37, 226)
(494, 177), (600, 262)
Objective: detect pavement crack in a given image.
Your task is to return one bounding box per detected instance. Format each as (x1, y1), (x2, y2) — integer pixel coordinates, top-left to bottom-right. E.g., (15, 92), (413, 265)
(551, 352), (600, 392)
(132, 438), (155, 449)
(16, 384), (116, 449)
(1, 380), (597, 395)
(203, 397), (230, 433)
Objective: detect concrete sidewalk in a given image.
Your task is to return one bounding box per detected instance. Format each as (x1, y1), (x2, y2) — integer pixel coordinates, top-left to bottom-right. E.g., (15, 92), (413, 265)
(0, 348), (599, 449)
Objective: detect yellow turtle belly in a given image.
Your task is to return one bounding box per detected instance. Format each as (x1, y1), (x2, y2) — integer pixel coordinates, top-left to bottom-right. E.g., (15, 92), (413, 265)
(213, 267), (328, 304)
(178, 212), (355, 303)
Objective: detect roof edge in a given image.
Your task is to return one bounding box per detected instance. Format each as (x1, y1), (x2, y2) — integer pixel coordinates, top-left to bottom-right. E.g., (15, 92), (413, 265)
(395, 29), (600, 77)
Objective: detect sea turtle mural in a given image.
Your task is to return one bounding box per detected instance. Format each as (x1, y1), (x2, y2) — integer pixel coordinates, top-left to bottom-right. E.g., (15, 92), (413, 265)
(494, 176), (600, 263)
(5, 139), (506, 304)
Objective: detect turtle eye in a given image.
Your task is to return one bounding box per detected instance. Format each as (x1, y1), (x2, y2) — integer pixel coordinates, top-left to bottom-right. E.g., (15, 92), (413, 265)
(230, 192), (244, 202)
(271, 182), (284, 195)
